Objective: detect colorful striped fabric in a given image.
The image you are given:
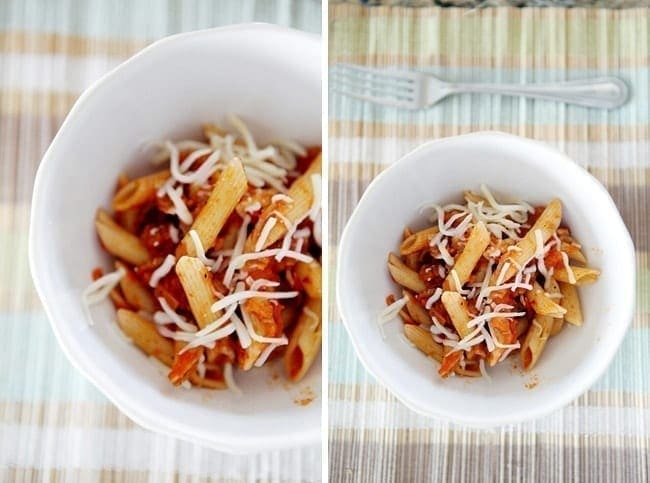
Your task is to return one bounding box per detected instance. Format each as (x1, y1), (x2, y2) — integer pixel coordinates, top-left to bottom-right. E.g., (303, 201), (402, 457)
(0, 1), (321, 481)
(328, 4), (649, 482)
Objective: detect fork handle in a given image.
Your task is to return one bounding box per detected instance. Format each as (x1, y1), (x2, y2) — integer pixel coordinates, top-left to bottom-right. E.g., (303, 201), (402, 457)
(448, 77), (628, 109)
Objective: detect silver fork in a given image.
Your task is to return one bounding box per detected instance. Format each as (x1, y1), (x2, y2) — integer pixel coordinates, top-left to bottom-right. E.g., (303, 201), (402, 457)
(330, 64), (629, 110)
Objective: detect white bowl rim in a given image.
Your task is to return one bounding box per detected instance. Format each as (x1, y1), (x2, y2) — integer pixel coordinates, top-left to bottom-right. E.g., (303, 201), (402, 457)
(29, 23), (321, 453)
(336, 130), (636, 428)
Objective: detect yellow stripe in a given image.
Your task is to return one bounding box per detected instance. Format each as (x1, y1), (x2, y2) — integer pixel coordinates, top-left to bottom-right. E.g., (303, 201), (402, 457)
(329, 121), (650, 143)
(0, 90), (78, 117)
(329, 5), (650, 69)
(328, 163), (650, 187)
(0, 30), (146, 56)
(0, 400), (136, 429)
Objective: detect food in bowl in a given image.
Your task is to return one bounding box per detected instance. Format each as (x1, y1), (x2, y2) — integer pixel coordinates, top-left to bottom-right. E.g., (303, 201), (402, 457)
(380, 185), (600, 379)
(83, 114), (322, 391)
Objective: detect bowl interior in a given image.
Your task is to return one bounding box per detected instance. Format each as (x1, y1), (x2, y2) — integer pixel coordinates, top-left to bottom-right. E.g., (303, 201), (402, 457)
(337, 132), (635, 426)
(30, 25), (321, 452)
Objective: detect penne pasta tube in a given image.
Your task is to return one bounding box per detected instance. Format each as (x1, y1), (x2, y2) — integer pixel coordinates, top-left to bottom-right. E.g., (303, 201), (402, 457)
(559, 282), (583, 326)
(404, 325), (478, 377)
(487, 316), (518, 366)
(95, 209), (150, 265)
(443, 221), (490, 291)
(520, 315), (554, 371)
(554, 266), (600, 285)
(544, 277), (565, 336)
(403, 324), (444, 362)
(176, 256), (218, 329)
(401, 229), (420, 270)
(116, 309), (174, 366)
(284, 298), (322, 382)
(440, 291), (473, 339)
(113, 170), (170, 211)
(177, 158), (247, 257)
(403, 290), (431, 327)
(400, 226), (439, 256)
(491, 199), (562, 284)
(529, 282), (566, 318)
(294, 260), (322, 299)
(239, 297), (283, 371)
(561, 242), (587, 264)
(388, 253), (426, 293)
(115, 261), (156, 313)
(245, 154), (321, 251)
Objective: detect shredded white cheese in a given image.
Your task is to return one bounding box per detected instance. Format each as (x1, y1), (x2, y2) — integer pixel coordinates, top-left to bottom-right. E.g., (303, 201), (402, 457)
(425, 288), (443, 310)
(377, 295), (409, 338)
(149, 254), (176, 288)
(82, 267), (126, 325)
(560, 251), (576, 284)
(157, 297), (197, 333)
(164, 184), (193, 225)
(255, 217), (278, 252)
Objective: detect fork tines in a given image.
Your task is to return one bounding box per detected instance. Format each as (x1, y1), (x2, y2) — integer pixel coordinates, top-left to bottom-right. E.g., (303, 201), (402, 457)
(330, 63), (419, 109)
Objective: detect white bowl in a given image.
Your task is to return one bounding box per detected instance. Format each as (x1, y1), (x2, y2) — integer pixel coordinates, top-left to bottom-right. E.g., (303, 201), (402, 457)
(337, 132), (635, 427)
(29, 24), (321, 453)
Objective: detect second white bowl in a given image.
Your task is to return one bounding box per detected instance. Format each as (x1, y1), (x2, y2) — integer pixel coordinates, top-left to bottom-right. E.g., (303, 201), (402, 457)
(337, 132), (635, 427)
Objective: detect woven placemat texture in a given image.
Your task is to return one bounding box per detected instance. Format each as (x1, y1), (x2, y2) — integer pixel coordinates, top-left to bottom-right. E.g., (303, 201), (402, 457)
(329, 4), (649, 482)
(0, 1), (321, 481)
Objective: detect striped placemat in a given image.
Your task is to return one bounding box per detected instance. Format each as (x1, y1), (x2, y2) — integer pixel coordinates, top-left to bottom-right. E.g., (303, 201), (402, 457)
(328, 4), (649, 482)
(0, 1), (321, 481)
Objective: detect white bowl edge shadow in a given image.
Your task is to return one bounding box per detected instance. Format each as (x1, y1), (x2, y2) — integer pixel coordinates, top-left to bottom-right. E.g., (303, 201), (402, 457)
(29, 24), (321, 453)
(336, 131), (636, 428)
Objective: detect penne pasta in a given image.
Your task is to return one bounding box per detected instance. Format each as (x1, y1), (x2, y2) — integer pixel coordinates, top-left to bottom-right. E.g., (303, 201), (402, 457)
(403, 324), (444, 362)
(116, 309), (174, 366)
(561, 242), (587, 264)
(295, 260), (322, 299)
(520, 315), (554, 371)
(177, 159), (247, 257)
(559, 282), (583, 326)
(113, 170), (170, 211)
(175, 256), (218, 329)
(554, 266), (600, 285)
(403, 290), (431, 327)
(388, 253), (426, 293)
(95, 209), (150, 265)
(284, 298), (322, 382)
(491, 199), (562, 285)
(545, 277), (565, 336)
(245, 154), (321, 252)
(400, 226), (439, 256)
(529, 282), (566, 318)
(440, 291), (473, 339)
(443, 221), (490, 291)
(115, 261), (156, 313)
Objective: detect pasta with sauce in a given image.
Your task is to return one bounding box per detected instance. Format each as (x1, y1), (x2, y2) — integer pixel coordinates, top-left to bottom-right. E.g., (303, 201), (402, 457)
(380, 186), (599, 379)
(83, 114), (322, 392)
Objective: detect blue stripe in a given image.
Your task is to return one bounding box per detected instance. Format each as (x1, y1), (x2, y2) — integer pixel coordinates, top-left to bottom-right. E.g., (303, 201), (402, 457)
(329, 322), (650, 393)
(0, 0), (321, 38)
(330, 67), (650, 125)
(0, 313), (107, 402)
